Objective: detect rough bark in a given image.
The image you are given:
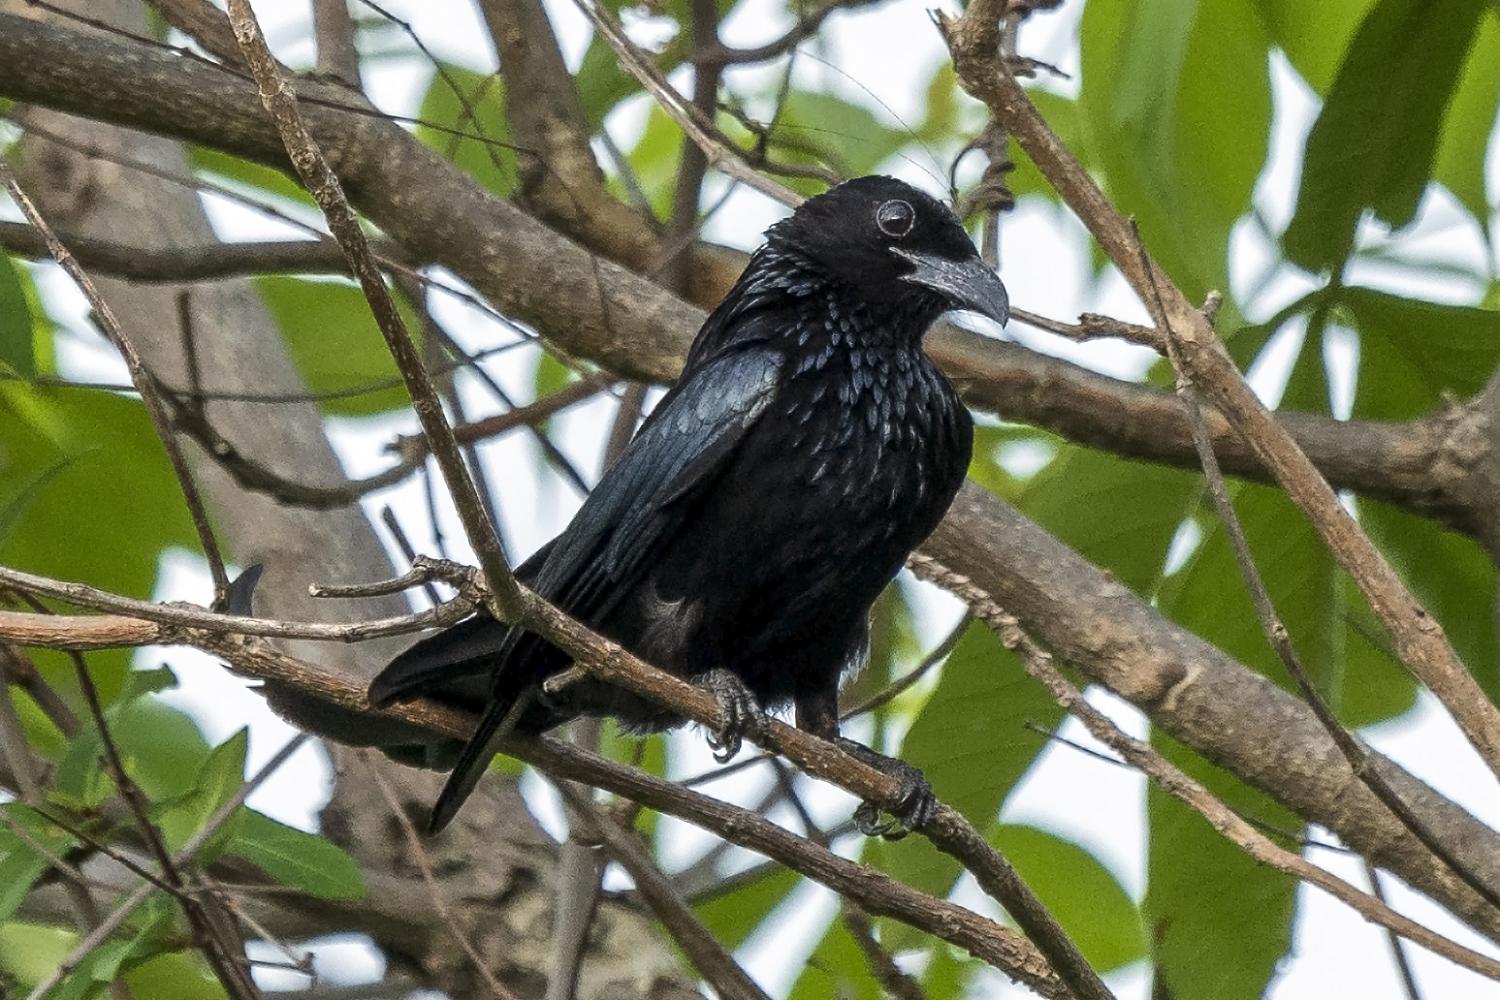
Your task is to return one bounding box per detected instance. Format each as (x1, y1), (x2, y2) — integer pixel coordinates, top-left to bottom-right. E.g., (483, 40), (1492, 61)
(3, 2), (1500, 950)
(3, 4), (699, 996)
(0, 12), (1490, 541)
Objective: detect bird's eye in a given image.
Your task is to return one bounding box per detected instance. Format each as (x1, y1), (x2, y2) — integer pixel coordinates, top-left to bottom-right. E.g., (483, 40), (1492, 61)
(875, 199), (916, 238)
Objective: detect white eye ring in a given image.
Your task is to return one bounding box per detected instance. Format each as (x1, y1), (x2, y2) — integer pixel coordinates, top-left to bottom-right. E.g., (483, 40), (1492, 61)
(875, 199), (916, 238)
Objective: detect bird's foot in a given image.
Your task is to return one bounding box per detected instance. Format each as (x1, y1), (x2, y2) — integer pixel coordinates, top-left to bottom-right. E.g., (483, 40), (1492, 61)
(697, 669), (769, 763)
(836, 737), (935, 841)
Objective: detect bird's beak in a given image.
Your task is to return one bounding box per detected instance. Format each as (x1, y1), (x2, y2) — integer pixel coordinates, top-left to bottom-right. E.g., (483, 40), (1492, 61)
(894, 249), (1010, 326)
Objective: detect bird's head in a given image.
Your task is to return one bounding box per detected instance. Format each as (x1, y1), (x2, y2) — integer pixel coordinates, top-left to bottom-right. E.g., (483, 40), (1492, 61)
(767, 175), (1010, 328)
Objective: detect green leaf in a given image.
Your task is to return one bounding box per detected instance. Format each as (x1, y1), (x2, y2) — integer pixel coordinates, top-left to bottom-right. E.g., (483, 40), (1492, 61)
(414, 65), (515, 198)
(766, 91), (910, 188)
(694, 867), (798, 950)
(869, 622), (1062, 902)
(154, 728), (247, 854)
(108, 692), (213, 802)
(575, 0), (742, 125)
(0, 923), (74, 992)
(1345, 287), (1500, 419)
(230, 810), (365, 900)
(993, 824), (1146, 972)
(123, 951), (227, 1000)
(919, 944), (976, 1000)
(0, 386), (195, 602)
(620, 105), (684, 220)
(788, 915), (881, 1000)
(1018, 444), (1200, 596)
(254, 276), (422, 416)
(190, 147), (314, 208)
(1283, 0), (1488, 270)
(1255, 0), (1379, 93)
(52, 725), (111, 810)
(916, 63), (986, 146)
(0, 850), (49, 923)
(0, 255), (35, 377)
(1433, 11), (1500, 229)
(1145, 731), (1300, 1000)
(1080, 0), (1271, 300)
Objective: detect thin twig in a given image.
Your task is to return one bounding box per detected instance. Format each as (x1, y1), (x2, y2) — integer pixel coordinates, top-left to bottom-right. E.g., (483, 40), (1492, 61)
(558, 785), (773, 1000)
(225, 0), (523, 623)
(1366, 860), (1425, 1000)
(905, 553), (1500, 985)
(380, 508), (443, 607)
(364, 755), (520, 1000)
(0, 563), (481, 644)
(23, 735), (307, 1000)
(841, 613), (971, 720)
(0, 161), (232, 606)
(843, 907), (927, 1000)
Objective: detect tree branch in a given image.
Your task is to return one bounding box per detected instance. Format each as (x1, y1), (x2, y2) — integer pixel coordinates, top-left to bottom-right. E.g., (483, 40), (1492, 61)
(906, 553), (1500, 985)
(0, 14), (1486, 542)
(224, 0), (523, 623)
(937, 0), (1500, 782)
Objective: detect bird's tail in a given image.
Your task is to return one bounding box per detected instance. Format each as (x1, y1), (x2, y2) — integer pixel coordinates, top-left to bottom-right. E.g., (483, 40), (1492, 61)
(367, 615), (508, 709)
(370, 615), (555, 832)
(426, 670), (531, 834)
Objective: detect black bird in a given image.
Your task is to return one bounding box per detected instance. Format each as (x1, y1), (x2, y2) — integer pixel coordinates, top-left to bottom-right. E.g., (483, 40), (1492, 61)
(370, 176), (1009, 835)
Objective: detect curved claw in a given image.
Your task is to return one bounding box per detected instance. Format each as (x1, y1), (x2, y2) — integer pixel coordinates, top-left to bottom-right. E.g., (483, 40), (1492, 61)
(698, 669), (769, 763)
(837, 737), (935, 841)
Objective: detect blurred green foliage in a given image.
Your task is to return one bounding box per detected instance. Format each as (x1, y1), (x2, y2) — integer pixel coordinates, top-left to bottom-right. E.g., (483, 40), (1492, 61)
(3, 0), (1499, 996)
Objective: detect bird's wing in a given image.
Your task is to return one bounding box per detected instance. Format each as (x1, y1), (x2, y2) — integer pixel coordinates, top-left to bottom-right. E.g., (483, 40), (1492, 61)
(534, 343), (784, 614)
(370, 343), (784, 710)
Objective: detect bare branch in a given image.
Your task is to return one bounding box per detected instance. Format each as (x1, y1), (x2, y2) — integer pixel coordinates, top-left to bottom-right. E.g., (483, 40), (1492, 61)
(224, 0), (523, 622)
(906, 553), (1500, 985)
(311, 0), (361, 86)
(558, 786), (773, 1000)
(0, 563), (481, 643)
(937, 0), (1500, 782)
(0, 161), (232, 604)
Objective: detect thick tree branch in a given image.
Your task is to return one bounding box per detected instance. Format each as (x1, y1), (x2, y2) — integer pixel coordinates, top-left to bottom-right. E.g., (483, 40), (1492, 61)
(938, 0), (1500, 782)
(3, 10), (1500, 945)
(225, 0), (523, 623)
(1, 608), (1067, 996)
(905, 554), (1500, 985)
(0, 14), (1487, 541)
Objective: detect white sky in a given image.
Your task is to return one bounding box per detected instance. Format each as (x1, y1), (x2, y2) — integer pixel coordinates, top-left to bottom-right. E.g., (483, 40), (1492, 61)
(11, 0), (1500, 996)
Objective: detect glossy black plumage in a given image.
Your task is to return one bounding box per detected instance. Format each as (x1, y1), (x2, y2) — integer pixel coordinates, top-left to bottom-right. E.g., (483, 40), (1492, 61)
(370, 176), (1009, 833)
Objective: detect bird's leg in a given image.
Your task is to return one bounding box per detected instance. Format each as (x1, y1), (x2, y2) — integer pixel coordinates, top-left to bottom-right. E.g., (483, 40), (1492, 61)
(834, 738), (936, 841)
(697, 668), (769, 763)
(795, 687), (934, 841)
